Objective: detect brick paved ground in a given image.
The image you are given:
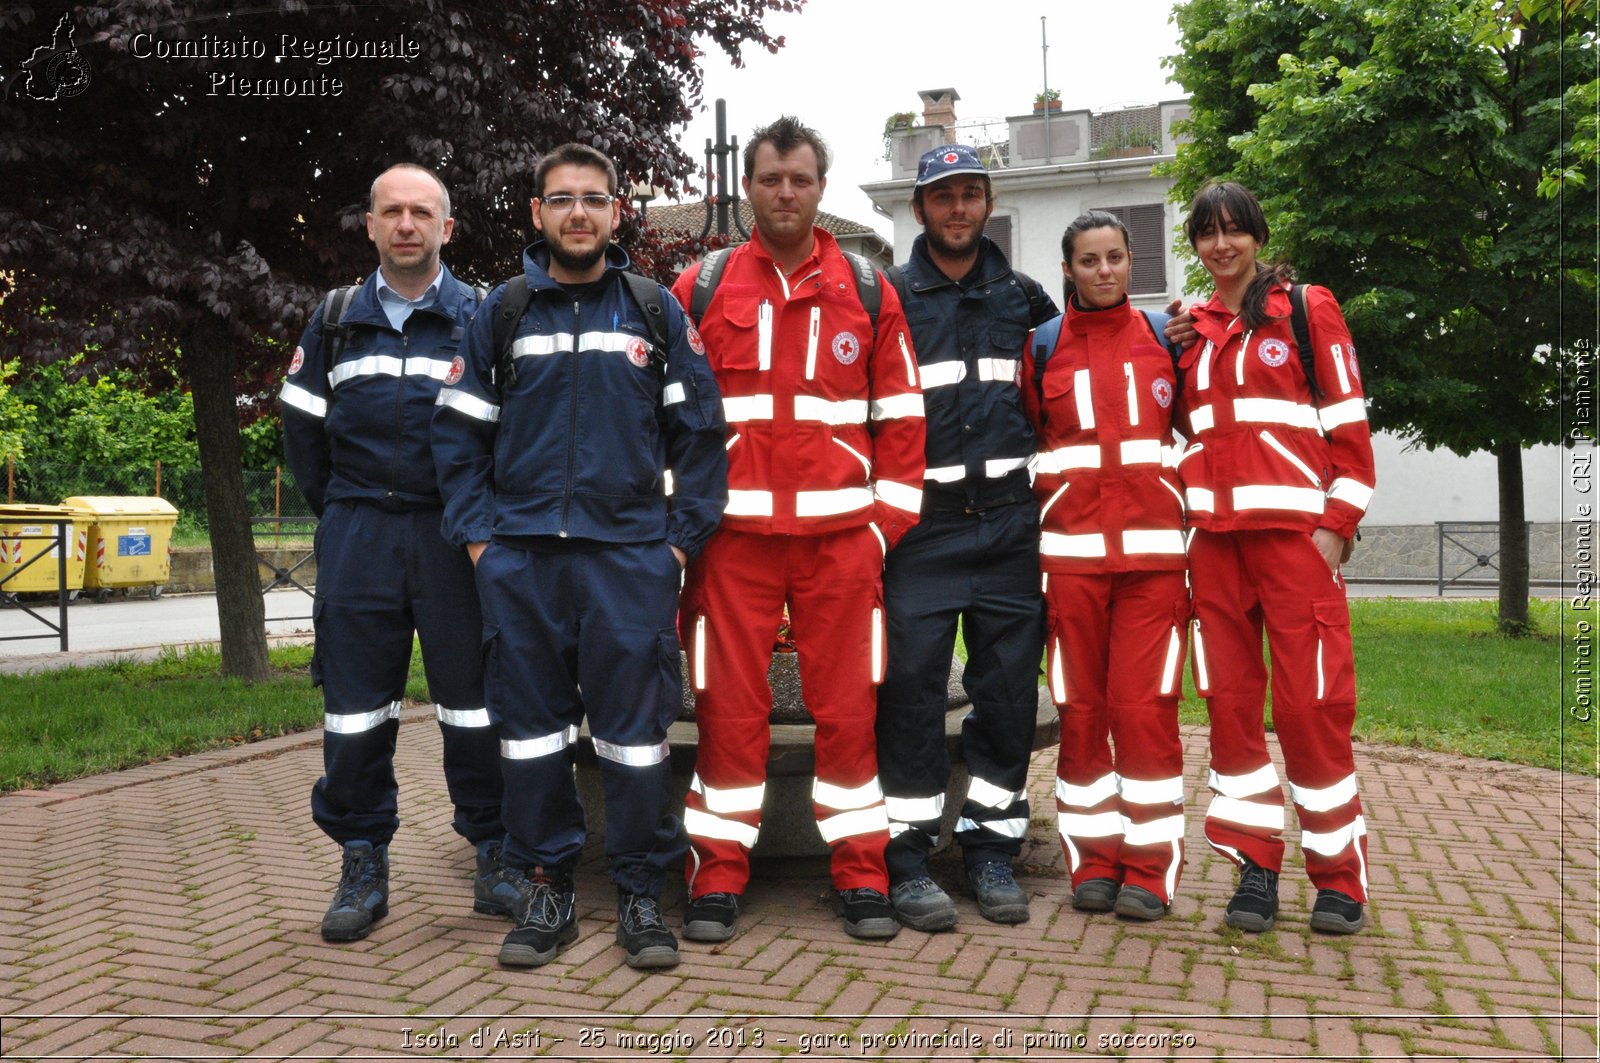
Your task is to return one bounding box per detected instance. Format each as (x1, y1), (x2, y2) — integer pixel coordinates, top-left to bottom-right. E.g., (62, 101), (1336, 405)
(1, 716), (1595, 1061)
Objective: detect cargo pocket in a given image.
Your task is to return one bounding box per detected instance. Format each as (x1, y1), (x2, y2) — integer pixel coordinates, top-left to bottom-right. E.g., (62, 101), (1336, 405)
(309, 598), (326, 688)
(1310, 596), (1355, 705)
(659, 628), (686, 727)
(1157, 601), (1187, 698)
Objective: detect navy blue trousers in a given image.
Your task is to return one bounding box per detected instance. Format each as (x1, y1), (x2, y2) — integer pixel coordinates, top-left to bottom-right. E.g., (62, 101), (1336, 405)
(309, 501), (502, 847)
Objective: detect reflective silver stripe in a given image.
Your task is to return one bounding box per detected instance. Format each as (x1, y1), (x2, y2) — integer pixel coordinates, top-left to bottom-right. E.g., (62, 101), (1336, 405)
(324, 700), (403, 734)
(1206, 794), (1286, 830)
(1191, 619), (1211, 691)
(593, 737), (670, 766)
(794, 396), (868, 425)
(985, 456), (1029, 478)
(897, 330), (918, 386)
(436, 705), (491, 728)
(1290, 773), (1359, 813)
(1234, 397), (1321, 431)
(796, 486), (873, 517)
(1039, 482), (1069, 523)
(1233, 485), (1326, 513)
(726, 490), (775, 516)
(1122, 812), (1186, 846)
(328, 354), (454, 386)
(1317, 635), (1325, 700)
(691, 774), (766, 814)
(976, 357), (1018, 382)
(832, 438), (872, 480)
(280, 381), (328, 418)
(1162, 444), (1183, 468)
(1041, 531), (1106, 558)
(663, 382), (687, 406)
(816, 806), (889, 843)
(1261, 428), (1322, 487)
(664, 469), (674, 497)
(1122, 529), (1186, 555)
(1319, 396), (1368, 431)
(870, 393), (925, 421)
(1330, 343), (1352, 394)
(1159, 476), (1186, 513)
(683, 806), (760, 847)
(919, 361), (966, 389)
(885, 793), (943, 823)
(813, 777), (883, 810)
(868, 521), (888, 559)
(957, 814), (1028, 839)
(1158, 624), (1182, 696)
(1058, 810), (1122, 838)
(757, 301), (773, 371)
(1208, 765), (1280, 798)
(692, 614), (707, 691)
(924, 464), (966, 483)
(966, 775), (1025, 810)
(1119, 439), (1164, 466)
(805, 305), (821, 380)
(1328, 477), (1374, 510)
(501, 725), (579, 760)
(1188, 404), (1215, 434)
(1056, 773), (1118, 808)
(436, 388), (501, 423)
(1301, 815), (1366, 857)
(1196, 339), (1214, 391)
(1185, 487), (1215, 512)
(872, 480), (922, 515)
(512, 332), (574, 357)
(723, 394), (774, 422)
(1049, 636), (1066, 704)
(1120, 774), (1184, 805)
(1038, 444), (1100, 474)
(870, 607), (884, 683)
(1074, 369), (1095, 430)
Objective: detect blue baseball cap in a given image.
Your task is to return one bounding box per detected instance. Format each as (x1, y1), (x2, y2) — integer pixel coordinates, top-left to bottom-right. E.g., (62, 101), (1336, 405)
(915, 143), (988, 187)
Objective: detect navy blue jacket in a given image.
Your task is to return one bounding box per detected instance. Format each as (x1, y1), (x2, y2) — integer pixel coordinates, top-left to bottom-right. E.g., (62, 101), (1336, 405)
(896, 235), (1058, 512)
(431, 243), (728, 560)
(280, 265), (482, 516)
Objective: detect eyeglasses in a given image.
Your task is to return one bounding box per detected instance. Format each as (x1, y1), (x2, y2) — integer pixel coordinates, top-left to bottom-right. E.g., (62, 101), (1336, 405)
(541, 193), (615, 214)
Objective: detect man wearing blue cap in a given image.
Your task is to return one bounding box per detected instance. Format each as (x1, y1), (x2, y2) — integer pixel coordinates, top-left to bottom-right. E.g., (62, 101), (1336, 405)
(877, 143), (1059, 930)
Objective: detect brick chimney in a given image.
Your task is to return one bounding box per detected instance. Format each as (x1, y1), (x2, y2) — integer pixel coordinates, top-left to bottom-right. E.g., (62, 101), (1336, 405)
(918, 87), (960, 143)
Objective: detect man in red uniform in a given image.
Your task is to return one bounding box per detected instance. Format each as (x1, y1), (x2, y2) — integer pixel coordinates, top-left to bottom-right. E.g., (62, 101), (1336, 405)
(671, 116), (926, 942)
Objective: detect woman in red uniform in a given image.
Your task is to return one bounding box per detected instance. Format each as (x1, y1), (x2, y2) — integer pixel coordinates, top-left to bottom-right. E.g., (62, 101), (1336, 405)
(1023, 211), (1189, 921)
(1176, 182), (1375, 935)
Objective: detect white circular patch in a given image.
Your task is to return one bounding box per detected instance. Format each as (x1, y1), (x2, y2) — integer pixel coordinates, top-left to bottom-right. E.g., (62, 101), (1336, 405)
(1347, 343), (1360, 381)
(1151, 377), (1173, 409)
(1258, 338), (1291, 368)
(686, 322), (706, 356)
(627, 336), (651, 368)
(288, 346), (305, 375)
(443, 355), (465, 386)
(831, 331), (861, 365)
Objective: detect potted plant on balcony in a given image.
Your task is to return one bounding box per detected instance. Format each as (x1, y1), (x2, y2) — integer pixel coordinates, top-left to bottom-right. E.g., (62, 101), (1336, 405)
(1033, 88), (1061, 113)
(881, 111), (916, 161)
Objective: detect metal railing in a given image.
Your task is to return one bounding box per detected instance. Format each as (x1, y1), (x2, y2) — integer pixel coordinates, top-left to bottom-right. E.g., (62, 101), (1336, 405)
(0, 519), (72, 650)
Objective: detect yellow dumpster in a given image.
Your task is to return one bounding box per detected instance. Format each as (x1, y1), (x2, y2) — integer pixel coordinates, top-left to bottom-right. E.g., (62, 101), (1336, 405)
(63, 496), (180, 600)
(0, 504), (89, 598)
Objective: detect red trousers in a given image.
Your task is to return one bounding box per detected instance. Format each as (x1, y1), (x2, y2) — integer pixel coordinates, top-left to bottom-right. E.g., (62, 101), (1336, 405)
(1045, 569), (1188, 903)
(679, 526), (890, 895)
(1190, 528), (1368, 900)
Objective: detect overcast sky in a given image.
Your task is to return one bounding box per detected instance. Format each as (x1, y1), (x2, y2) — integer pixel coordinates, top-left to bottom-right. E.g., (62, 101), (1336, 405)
(674, 0), (1187, 240)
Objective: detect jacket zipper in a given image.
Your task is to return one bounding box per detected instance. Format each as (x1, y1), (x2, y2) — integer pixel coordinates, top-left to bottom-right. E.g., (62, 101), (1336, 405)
(387, 331), (407, 498)
(1123, 361), (1139, 427)
(560, 298), (581, 536)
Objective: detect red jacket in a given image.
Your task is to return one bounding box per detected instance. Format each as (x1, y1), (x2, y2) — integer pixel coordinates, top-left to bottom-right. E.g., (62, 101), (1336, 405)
(672, 229), (926, 546)
(1175, 283), (1374, 539)
(1023, 299), (1186, 574)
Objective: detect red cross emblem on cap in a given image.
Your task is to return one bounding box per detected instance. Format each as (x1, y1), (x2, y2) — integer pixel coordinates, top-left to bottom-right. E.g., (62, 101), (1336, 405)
(943, 152), (959, 163)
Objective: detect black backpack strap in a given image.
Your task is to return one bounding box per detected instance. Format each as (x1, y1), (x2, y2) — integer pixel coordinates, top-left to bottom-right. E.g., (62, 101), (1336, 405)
(491, 275), (533, 391)
(1288, 283), (1324, 406)
(318, 285), (360, 362)
(620, 271), (670, 368)
(1139, 308), (1184, 406)
(1015, 271), (1052, 327)
(1030, 314), (1066, 422)
(841, 251), (881, 340)
(688, 247), (733, 325)
(883, 264), (911, 320)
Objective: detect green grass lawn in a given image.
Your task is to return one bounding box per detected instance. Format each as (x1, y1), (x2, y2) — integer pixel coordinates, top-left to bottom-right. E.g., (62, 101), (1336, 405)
(0, 597), (1585, 793)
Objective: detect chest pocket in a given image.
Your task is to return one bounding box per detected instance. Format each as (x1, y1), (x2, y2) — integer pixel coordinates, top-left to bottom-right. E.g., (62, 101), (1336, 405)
(707, 285), (762, 372)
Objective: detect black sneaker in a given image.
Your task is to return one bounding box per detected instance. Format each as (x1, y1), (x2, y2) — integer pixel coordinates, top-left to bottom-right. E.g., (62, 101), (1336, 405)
(889, 876), (958, 932)
(682, 892), (741, 943)
(616, 893), (680, 969)
(1113, 884), (1170, 921)
(1309, 889), (1365, 934)
(321, 841), (388, 942)
(498, 868), (578, 967)
(968, 861), (1030, 924)
(472, 840), (521, 919)
(834, 887), (900, 939)
(1224, 858), (1279, 932)
(1070, 877), (1118, 913)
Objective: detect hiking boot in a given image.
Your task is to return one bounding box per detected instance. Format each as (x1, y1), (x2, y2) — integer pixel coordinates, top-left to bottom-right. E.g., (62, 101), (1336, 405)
(321, 841), (388, 942)
(1224, 858), (1279, 932)
(889, 876), (958, 932)
(616, 893), (680, 969)
(834, 887), (900, 939)
(1113, 884), (1170, 922)
(472, 840), (521, 919)
(968, 861), (1030, 924)
(1309, 889), (1365, 934)
(682, 892), (741, 943)
(498, 868), (578, 967)
(1071, 877), (1118, 913)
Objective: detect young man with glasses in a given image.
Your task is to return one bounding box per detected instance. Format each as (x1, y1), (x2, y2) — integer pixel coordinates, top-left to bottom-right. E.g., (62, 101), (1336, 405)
(432, 143), (728, 971)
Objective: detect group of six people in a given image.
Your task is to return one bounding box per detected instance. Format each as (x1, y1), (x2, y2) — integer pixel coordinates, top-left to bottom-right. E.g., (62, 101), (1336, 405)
(279, 115), (1376, 973)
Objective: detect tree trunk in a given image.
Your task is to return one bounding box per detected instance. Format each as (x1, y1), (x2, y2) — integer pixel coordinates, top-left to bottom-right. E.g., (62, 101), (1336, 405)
(183, 312), (272, 681)
(1496, 438), (1531, 633)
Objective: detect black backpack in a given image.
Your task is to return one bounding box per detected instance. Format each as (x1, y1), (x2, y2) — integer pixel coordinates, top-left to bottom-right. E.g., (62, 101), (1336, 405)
(881, 265), (1052, 330)
(686, 246), (882, 338)
(488, 271), (670, 390)
(318, 281), (489, 362)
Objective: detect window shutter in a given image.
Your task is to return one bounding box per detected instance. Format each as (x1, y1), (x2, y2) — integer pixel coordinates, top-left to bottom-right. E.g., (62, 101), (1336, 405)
(1091, 203), (1166, 295)
(985, 215), (1013, 263)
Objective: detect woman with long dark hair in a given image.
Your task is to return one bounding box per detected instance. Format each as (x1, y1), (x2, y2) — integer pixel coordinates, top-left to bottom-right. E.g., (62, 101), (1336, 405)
(1024, 210), (1189, 921)
(1176, 181), (1376, 934)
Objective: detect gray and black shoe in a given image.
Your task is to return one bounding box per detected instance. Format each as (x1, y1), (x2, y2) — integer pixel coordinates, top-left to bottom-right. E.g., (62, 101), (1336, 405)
(968, 861), (1030, 924)
(1070, 877), (1118, 913)
(1309, 889), (1364, 934)
(617, 893), (680, 969)
(499, 868), (578, 967)
(472, 840), (521, 919)
(682, 892), (741, 943)
(834, 887), (900, 939)
(1224, 858), (1279, 932)
(321, 841), (389, 942)
(889, 876), (958, 932)
(1113, 884), (1170, 921)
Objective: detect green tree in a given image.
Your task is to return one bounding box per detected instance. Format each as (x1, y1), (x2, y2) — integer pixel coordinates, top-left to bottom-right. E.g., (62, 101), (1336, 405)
(1167, 0), (1596, 632)
(0, 360), (39, 467)
(9, 357), (198, 468)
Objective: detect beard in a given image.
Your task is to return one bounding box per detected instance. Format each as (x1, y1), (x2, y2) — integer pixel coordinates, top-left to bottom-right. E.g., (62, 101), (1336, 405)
(546, 236), (607, 275)
(923, 219), (984, 261)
